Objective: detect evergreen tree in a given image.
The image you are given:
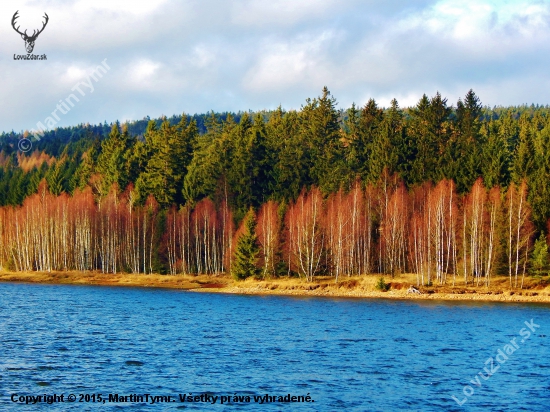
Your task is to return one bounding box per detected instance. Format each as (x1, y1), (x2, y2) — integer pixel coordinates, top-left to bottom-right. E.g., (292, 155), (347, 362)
(26, 163), (47, 197)
(347, 99), (384, 181)
(497, 111), (519, 159)
(407, 93), (452, 185)
(46, 160), (66, 196)
(6, 169), (27, 204)
(227, 113), (253, 212)
(531, 234), (549, 275)
(368, 99), (403, 183)
(459, 89), (483, 140)
(126, 140), (148, 187)
(442, 90), (483, 192)
(227, 113), (273, 215)
(72, 138), (101, 190)
(528, 125), (550, 230)
(183, 115), (232, 204)
(481, 120), (510, 188)
(511, 113), (535, 183)
(231, 209), (260, 280)
(266, 108), (306, 201)
(301, 87), (347, 193)
(95, 123), (134, 194)
(248, 113), (272, 205)
(135, 118), (195, 207)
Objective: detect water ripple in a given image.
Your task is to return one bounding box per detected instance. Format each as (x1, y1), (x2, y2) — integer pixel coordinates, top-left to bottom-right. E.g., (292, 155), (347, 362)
(0, 283), (548, 411)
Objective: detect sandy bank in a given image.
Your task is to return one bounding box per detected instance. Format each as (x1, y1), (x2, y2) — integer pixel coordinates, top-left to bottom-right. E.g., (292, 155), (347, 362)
(1, 270), (549, 304)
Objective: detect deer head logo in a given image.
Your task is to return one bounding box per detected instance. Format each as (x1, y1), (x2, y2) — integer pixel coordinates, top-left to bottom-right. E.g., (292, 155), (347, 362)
(12, 11), (49, 54)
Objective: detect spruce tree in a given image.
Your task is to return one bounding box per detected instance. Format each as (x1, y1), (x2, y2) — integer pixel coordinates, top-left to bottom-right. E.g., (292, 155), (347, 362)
(481, 120), (510, 188)
(45, 160), (66, 196)
(511, 113), (535, 183)
(95, 123), (133, 194)
(26, 164), (46, 196)
(301, 87), (346, 193)
(227, 112), (253, 213)
(231, 209), (260, 280)
(407, 93), (451, 185)
(531, 234), (549, 276)
(443, 90), (483, 193)
(182, 126), (228, 204)
(266, 109), (306, 201)
(72, 138), (101, 190)
(347, 99), (384, 181)
(135, 120), (178, 206)
(227, 113), (273, 215)
(368, 99), (402, 183)
(528, 126), (550, 230)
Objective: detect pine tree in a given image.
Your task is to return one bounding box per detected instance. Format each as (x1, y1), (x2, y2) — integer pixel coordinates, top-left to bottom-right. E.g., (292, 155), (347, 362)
(231, 209), (260, 280)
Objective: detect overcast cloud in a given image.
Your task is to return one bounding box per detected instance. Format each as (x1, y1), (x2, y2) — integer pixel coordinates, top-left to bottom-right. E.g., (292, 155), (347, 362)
(1, 0), (550, 133)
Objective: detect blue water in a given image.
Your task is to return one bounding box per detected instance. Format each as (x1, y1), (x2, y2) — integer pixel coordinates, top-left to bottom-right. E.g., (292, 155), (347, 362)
(0, 282), (548, 411)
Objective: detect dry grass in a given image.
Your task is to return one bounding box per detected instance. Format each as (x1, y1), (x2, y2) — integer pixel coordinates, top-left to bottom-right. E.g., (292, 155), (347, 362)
(0, 270), (214, 290)
(200, 272), (550, 303)
(1, 270), (549, 303)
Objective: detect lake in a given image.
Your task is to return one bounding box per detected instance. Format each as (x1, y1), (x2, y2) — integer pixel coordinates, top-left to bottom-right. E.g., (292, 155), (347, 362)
(0, 282), (548, 410)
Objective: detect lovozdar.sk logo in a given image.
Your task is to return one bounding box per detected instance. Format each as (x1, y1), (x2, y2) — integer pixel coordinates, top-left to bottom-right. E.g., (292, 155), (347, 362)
(12, 10), (49, 60)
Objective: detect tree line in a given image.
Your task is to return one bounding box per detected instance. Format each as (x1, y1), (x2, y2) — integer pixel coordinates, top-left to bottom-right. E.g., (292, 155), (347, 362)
(0, 88), (549, 282)
(0, 173), (542, 287)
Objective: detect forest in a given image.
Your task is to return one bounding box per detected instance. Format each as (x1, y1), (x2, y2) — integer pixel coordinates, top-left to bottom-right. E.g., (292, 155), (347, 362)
(0, 87), (549, 286)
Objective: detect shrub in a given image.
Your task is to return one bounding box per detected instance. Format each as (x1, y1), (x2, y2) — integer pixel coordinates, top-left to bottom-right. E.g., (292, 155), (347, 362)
(375, 277), (390, 291)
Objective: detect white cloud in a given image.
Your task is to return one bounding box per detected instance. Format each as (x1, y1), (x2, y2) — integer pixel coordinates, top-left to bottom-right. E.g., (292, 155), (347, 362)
(2, 0), (550, 132)
(399, 0), (550, 41)
(130, 60), (161, 82)
(62, 66), (89, 83)
(230, 0), (344, 27)
(73, 0), (169, 15)
(245, 30), (340, 92)
(189, 45), (216, 68)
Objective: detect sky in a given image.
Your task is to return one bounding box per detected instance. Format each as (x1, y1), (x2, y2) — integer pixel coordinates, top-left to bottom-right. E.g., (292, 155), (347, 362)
(1, 0), (550, 133)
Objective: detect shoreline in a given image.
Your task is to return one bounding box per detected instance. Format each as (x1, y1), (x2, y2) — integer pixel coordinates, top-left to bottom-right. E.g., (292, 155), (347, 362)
(1, 270), (550, 304)
(197, 283), (550, 304)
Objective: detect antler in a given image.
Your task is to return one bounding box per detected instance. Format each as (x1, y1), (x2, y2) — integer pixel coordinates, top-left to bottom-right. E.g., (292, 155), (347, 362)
(11, 11), (26, 37)
(28, 13), (49, 40)
(12, 11), (49, 40)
